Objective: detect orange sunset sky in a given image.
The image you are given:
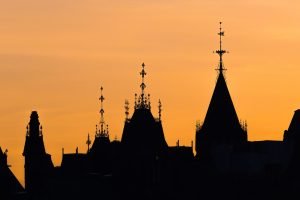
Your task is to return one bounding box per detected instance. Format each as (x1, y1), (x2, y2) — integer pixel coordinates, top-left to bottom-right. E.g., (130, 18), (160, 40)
(1, 0), (300, 185)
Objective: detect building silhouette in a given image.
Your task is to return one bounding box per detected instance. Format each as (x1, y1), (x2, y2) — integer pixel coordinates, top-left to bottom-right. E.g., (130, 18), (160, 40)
(1, 23), (300, 199)
(196, 23), (247, 160)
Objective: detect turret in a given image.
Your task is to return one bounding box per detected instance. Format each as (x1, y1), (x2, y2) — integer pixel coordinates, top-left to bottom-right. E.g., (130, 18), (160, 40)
(121, 63), (168, 157)
(196, 23), (247, 158)
(22, 111), (53, 193)
(88, 87), (112, 174)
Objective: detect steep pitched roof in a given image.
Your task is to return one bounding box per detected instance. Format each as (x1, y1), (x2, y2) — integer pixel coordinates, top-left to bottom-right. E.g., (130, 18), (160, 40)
(284, 109), (300, 142)
(0, 147), (24, 198)
(201, 72), (246, 143)
(121, 108), (168, 156)
(288, 109), (300, 133)
(202, 72), (240, 131)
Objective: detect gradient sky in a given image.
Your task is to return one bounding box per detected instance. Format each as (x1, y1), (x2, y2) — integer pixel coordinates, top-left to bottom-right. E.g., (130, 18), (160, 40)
(1, 0), (300, 185)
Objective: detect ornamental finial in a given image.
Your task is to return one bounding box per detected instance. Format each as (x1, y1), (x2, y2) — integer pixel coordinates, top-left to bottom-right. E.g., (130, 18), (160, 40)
(99, 86), (105, 135)
(158, 99), (162, 121)
(96, 86), (109, 138)
(125, 99), (129, 121)
(86, 133), (91, 152)
(140, 63), (147, 104)
(136, 63), (151, 109)
(215, 22), (227, 73)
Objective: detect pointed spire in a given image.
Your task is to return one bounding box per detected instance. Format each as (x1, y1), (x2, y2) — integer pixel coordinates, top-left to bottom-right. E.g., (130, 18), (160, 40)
(86, 133), (91, 152)
(96, 86), (109, 138)
(215, 22), (227, 73)
(125, 99), (130, 121)
(136, 63), (151, 110)
(99, 86), (105, 135)
(158, 99), (162, 121)
(140, 62), (147, 102)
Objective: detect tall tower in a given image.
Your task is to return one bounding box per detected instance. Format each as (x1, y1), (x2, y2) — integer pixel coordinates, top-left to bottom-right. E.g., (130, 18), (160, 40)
(23, 111), (53, 193)
(195, 23), (247, 158)
(121, 63), (168, 157)
(89, 87), (112, 174)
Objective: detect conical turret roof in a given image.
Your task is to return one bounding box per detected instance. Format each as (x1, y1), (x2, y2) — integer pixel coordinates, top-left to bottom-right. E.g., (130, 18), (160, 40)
(202, 72), (242, 134)
(197, 22), (247, 147)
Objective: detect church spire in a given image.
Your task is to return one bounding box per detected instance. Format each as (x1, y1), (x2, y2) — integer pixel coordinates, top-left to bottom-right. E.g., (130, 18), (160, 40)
(215, 22), (227, 73)
(96, 86), (109, 138)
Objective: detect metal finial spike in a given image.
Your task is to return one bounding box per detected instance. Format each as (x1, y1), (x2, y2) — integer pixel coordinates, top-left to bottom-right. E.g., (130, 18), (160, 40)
(99, 86), (106, 135)
(139, 63), (147, 107)
(95, 124), (98, 137)
(86, 133), (91, 152)
(215, 22), (227, 73)
(106, 124), (109, 136)
(148, 94), (151, 109)
(158, 99), (162, 120)
(125, 99), (130, 120)
(134, 94), (137, 109)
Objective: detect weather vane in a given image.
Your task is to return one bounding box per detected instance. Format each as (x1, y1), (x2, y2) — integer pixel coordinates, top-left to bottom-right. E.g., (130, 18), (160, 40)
(215, 22), (227, 73)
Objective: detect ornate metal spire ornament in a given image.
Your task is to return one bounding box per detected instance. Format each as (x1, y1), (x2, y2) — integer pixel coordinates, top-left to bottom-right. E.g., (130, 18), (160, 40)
(96, 86), (109, 138)
(215, 22), (227, 73)
(136, 63), (151, 110)
(86, 133), (91, 152)
(140, 62), (147, 103)
(125, 99), (129, 121)
(134, 94), (137, 110)
(158, 99), (162, 121)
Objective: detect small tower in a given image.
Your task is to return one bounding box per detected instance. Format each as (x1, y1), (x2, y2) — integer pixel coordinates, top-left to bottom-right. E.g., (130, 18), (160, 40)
(22, 111), (53, 193)
(121, 62), (168, 156)
(89, 86), (112, 174)
(120, 62), (168, 187)
(195, 22), (247, 158)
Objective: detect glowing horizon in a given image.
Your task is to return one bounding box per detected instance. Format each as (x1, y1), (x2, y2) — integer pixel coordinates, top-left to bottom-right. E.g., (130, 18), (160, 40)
(1, 0), (300, 186)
